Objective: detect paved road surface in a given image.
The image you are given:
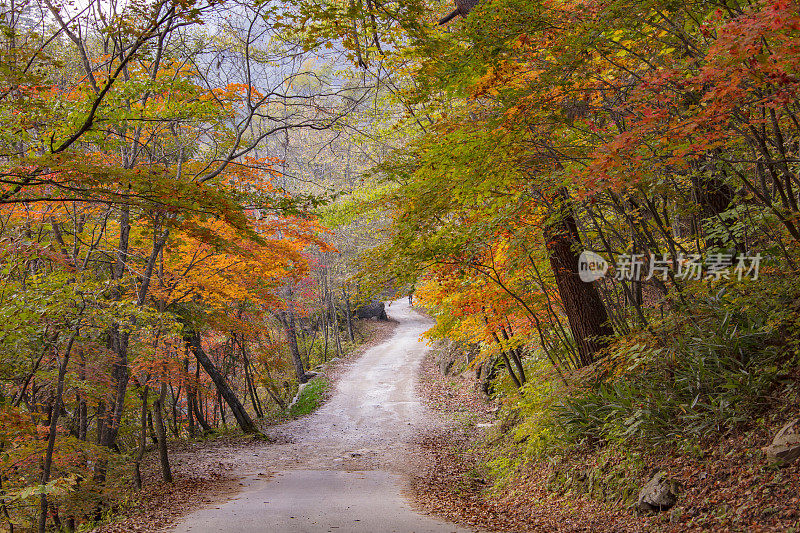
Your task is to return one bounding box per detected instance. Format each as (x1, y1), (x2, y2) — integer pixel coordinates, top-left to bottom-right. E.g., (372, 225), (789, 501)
(172, 299), (475, 533)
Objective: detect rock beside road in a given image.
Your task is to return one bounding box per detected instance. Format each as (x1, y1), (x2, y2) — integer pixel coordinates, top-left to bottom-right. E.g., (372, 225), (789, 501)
(637, 470), (680, 513)
(765, 419), (800, 466)
(355, 301), (388, 320)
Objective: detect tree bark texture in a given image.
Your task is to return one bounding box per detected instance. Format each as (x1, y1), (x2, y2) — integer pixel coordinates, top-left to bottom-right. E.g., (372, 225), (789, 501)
(543, 194), (614, 367)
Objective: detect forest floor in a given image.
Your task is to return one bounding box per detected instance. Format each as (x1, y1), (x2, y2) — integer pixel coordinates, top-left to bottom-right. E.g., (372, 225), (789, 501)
(409, 348), (800, 532)
(92, 317), (400, 533)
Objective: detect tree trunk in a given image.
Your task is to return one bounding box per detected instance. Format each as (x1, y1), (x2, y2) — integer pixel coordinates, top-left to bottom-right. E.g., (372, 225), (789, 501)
(99, 217), (168, 460)
(543, 192), (613, 367)
(217, 391), (226, 427)
(192, 389), (213, 433)
(191, 363), (213, 433)
(262, 365), (287, 410)
(321, 270), (329, 361)
(184, 359), (196, 438)
(99, 328), (130, 451)
(330, 294), (342, 358)
(342, 287), (355, 344)
(134, 386), (149, 490)
(95, 402), (105, 447)
(77, 351), (87, 441)
(282, 311), (308, 384)
(322, 309), (329, 362)
(242, 346), (264, 418)
(152, 383), (173, 483)
(38, 330), (78, 533)
(168, 383), (180, 437)
(184, 332), (259, 434)
(489, 330), (522, 388)
(0, 477), (12, 533)
(148, 411), (158, 444)
(99, 205), (132, 456)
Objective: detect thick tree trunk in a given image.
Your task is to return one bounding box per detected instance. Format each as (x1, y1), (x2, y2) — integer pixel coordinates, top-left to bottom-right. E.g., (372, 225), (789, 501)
(184, 332), (259, 434)
(543, 193), (613, 367)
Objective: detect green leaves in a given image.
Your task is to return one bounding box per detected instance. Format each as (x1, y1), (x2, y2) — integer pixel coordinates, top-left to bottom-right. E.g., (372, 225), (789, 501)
(9, 475), (79, 503)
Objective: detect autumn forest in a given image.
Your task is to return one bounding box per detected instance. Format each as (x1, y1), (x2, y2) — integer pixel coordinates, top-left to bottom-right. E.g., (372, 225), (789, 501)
(1, 0), (800, 531)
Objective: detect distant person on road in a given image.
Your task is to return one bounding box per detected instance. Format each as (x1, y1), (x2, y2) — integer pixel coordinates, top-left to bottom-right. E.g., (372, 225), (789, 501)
(408, 292), (413, 305)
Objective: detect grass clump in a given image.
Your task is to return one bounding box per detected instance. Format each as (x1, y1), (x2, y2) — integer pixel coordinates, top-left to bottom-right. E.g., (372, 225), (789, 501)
(553, 283), (795, 449)
(288, 376), (330, 418)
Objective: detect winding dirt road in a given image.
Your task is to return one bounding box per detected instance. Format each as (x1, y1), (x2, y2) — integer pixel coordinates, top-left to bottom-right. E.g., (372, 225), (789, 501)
(172, 300), (476, 533)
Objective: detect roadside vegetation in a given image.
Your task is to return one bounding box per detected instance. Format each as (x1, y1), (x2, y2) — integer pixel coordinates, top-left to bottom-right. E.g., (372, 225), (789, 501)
(288, 377), (331, 419)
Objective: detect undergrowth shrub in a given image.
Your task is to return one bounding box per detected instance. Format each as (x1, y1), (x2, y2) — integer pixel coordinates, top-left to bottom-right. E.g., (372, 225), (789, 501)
(554, 279), (797, 448)
(481, 276), (800, 507)
(484, 356), (574, 486)
(545, 447), (646, 504)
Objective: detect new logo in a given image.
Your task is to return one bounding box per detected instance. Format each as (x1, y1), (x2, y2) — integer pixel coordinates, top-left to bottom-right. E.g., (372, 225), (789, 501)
(578, 251), (608, 282)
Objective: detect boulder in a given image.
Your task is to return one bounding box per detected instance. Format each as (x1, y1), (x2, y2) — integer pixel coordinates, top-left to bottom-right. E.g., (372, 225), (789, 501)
(355, 301), (388, 321)
(637, 471), (680, 513)
(765, 419), (800, 466)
